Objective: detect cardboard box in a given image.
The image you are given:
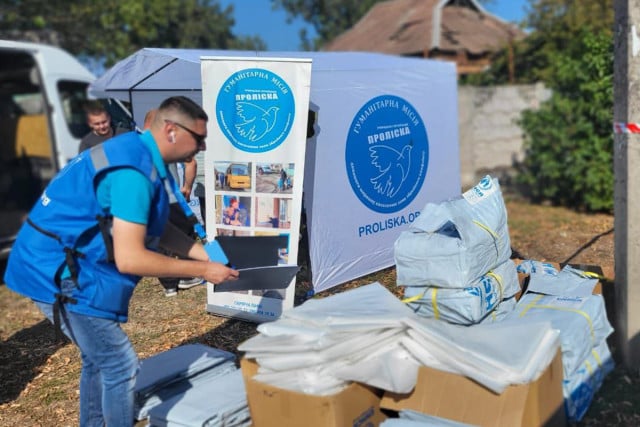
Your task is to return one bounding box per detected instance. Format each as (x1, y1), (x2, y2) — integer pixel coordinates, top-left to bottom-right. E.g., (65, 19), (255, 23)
(241, 358), (387, 427)
(380, 351), (566, 427)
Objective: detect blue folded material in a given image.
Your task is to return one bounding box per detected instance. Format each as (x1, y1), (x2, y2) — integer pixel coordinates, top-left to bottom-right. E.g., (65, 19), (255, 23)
(204, 240), (229, 265)
(134, 344), (236, 420)
(148, 369), (251, 427)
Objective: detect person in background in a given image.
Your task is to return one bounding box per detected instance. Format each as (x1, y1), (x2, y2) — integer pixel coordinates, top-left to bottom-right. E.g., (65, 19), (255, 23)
(223, 197), (242, 226)
(78, 100), (128, 153)
(3, 96), (238, 427)
(143, 109), (203, 296)
(279, 167), (288, 192)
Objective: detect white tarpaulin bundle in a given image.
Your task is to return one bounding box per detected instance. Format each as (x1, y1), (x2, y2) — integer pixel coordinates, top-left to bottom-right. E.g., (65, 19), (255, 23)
(508, 265), (615, 422)
(147, 369), (251, 427)
(134, 344), (237, 420)
(507, 292), (612, 378)
(239, 282), (560, 396)
(380, 410), (476, 427)
(563, 338), (614, 422)
(403, 259), (520, 325)
(394, 176), (511, 288)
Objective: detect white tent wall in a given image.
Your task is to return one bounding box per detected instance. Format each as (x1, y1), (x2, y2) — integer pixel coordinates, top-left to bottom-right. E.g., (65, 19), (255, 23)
(305, 58), (459, 292)
(90, 49), (460, 294)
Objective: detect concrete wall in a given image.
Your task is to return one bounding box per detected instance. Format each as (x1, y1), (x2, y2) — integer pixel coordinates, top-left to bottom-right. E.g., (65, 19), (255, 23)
(458, 83), (551, 189)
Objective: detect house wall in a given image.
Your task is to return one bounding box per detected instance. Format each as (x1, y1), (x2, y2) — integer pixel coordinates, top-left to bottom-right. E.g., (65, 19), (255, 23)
(458, 82), (551, 189)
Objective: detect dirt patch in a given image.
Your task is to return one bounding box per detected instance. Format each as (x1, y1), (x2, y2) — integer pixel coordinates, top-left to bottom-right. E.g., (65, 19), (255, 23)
(1, 197), (636, 426)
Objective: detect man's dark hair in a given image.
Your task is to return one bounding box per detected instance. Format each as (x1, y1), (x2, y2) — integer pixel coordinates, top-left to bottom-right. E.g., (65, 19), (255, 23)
(159, 96), (208, 122)
(83, 100), (108, 116)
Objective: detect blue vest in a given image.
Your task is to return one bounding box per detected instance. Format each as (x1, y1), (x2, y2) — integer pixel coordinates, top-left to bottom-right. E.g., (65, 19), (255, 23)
(3, 132), (170, 322)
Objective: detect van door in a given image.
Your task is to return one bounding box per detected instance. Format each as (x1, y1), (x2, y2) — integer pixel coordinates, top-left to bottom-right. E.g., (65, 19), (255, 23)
(0, 49), (58, 257)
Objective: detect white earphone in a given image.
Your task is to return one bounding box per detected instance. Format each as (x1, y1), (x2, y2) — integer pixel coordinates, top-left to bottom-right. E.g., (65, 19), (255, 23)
(169, 131), (176, 144)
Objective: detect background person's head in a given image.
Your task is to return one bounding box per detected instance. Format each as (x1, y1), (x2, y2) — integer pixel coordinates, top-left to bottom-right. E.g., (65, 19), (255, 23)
(143, 108), (157, 130)
(84, 101), (112, 137)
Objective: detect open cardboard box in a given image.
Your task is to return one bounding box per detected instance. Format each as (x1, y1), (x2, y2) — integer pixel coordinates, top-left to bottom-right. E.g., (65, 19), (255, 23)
(240, 358), (387, 427)
(380, 350), (565, 427)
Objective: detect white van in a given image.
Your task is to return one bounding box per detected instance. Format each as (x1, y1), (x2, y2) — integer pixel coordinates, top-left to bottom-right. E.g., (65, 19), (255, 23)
(0, 40), (133, 258)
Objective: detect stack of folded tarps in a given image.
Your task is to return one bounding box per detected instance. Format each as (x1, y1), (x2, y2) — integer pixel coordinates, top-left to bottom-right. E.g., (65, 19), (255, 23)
(503, 265), (615, 422)
(147, 369), (251, 427)
(395, 176), (519, 324)
(134, 344), (242, 424)
(239, 282), (560, 396)
(380, 410), (476, 427)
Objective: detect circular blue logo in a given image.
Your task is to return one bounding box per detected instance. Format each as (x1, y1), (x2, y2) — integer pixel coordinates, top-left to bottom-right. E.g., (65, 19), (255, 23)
(216, 68), (295, 153)
(345, 95), (429, 213)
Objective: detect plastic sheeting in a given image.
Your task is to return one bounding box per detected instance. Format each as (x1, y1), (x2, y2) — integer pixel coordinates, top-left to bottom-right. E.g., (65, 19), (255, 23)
(563, 339), (614, 423)
(527, 265), (598, 297)
(147, 369), (251, 427)
(134, 344), (237, 420)
(403, 259), (520, 324)
(506, 293), (613, 378)
(395, 176), (511, 288)
(381, 410), (477, 427)
(515, 264), (614, 423)
(402, 317), (560, 394)
(239, 282), (560, 396)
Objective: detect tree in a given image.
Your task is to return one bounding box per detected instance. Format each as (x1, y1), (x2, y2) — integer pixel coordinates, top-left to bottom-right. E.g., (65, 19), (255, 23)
(464, 0), (613, 86)
(517, 28), (613, 211)
(0, 0), (265, 67)
(463, 1), (615, 212)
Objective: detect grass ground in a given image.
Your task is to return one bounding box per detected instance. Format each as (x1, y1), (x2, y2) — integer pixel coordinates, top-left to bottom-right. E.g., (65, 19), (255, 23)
(1, 196), (637, 426)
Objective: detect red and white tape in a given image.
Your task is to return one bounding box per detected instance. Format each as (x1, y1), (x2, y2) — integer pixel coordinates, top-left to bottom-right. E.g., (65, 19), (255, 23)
(614, 122), (640, 133)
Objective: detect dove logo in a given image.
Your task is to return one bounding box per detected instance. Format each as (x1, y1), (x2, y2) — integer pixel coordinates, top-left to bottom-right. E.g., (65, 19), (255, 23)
(346, 95), (429, 213)
(216, 68), (295, 153)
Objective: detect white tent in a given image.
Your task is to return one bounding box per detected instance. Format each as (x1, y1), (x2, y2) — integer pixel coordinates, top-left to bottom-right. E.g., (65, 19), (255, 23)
(90, 48), (460, 293)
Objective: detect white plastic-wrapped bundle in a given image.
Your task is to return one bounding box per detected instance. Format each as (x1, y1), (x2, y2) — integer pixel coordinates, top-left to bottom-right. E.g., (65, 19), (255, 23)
(403, 259), (520, 325)
(395, 176), (511, 288)
(479, 296), (518, 324)
(563, 339), (614, 423)
(505, 293), (614, 378)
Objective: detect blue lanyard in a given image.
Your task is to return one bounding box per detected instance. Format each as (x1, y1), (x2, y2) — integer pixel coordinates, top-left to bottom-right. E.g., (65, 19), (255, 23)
(164, 166), (229, 264)
(165, 169), (208, 243)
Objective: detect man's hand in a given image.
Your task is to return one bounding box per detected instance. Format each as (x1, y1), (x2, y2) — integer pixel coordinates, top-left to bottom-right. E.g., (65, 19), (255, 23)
(203, 263), (239, 284)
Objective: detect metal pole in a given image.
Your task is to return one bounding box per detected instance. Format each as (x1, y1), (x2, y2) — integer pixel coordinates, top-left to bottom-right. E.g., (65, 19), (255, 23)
(613, 0), (640, 368)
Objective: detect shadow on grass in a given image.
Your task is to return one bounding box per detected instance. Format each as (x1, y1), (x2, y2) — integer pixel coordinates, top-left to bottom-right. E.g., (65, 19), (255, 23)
(0, 319), (69, 403)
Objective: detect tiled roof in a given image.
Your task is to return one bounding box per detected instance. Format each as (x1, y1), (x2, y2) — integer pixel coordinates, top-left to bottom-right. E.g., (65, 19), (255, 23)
(323, 0), (523, 56)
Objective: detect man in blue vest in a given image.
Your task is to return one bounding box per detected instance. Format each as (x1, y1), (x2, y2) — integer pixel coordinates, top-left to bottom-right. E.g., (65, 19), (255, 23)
(3, 96), (238, 427)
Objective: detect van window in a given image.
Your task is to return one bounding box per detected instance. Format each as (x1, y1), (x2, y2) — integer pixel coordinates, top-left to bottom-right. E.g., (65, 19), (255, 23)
(58, 80), (91, 138)
(58, 81), (134, 139)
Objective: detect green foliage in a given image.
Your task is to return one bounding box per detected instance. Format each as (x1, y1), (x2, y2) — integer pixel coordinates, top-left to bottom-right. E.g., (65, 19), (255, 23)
(463, 0), (613, 86)
(0, 0), (266, 67)
(466, 0), (614, 212)
(517, 29), (613, 212)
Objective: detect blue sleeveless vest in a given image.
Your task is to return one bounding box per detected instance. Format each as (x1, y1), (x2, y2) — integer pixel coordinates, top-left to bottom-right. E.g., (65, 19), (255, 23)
(3, 132), (170, 322)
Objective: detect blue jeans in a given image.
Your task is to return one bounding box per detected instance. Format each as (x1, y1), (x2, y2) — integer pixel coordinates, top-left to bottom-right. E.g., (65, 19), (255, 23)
(35, 279), (138, 427)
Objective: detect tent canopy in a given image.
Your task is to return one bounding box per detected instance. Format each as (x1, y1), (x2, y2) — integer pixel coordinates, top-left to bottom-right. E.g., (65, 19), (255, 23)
(91, 48), (453, 119)
(91, 48), (459, 293)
